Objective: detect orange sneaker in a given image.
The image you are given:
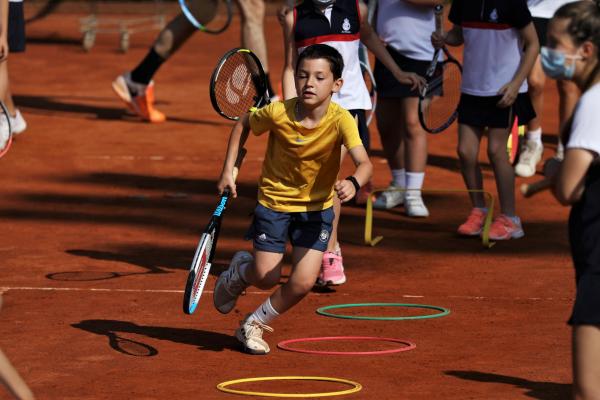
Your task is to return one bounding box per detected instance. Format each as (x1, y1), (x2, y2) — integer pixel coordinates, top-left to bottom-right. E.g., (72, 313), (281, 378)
(488, 214), (524, 240)
(112, 73), (166, 123)
(457, 208), (487, 236)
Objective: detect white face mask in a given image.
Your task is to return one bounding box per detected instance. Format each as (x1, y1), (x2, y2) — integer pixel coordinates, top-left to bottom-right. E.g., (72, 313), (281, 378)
(312, 0), (335, 7)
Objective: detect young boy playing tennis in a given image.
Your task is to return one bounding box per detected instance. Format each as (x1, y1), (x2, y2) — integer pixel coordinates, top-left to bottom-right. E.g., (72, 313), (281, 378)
(540, 2), (600, 397)
(281, 0), (424, 285)
(213, 44), (372, 355)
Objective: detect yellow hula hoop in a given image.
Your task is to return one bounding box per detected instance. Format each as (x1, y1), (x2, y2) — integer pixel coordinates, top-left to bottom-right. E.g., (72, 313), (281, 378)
(216, 376), (362, 398)
(365, 188), (495, 248)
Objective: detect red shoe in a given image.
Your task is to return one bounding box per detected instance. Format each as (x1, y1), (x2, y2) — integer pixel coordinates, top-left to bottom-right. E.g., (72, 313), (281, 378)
(488, 214), (524, 240)
(458, 208), (487, 236)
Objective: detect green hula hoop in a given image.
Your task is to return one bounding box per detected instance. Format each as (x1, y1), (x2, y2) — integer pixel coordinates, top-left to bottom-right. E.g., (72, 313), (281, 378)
(316, 303), (450, 321)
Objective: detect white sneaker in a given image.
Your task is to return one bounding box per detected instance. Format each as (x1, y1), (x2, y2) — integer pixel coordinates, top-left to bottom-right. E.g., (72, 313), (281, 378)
(235, 314), (273, 355)
(213, 251), (252, 314)
(0, 113), (10, 152)
(515, 140), (544, 178)
(10, 109), (26, 135)
(404, 193), (429, 218)
(373, 185), (404, 210)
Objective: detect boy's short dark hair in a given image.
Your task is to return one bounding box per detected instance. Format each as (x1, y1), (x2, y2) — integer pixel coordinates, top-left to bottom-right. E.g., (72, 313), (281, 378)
(296, 44), (344, 80)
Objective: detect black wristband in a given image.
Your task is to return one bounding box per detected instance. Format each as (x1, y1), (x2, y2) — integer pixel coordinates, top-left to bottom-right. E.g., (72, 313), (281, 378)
(345, 175), (360, 193)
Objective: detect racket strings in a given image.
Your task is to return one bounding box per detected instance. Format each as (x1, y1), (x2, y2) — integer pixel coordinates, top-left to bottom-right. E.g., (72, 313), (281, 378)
(214, 53), (263, 118)
(422, 62), (461, 131)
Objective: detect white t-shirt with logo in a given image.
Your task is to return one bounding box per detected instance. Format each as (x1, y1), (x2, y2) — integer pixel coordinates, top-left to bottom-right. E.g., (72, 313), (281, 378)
(375, 0), (437, 61)
(527, 0), (574, 19)
(567, 83), (600, 158)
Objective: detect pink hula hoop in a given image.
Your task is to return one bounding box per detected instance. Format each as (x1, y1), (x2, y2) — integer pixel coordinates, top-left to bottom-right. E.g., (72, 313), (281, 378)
(277, 336), (416, 356)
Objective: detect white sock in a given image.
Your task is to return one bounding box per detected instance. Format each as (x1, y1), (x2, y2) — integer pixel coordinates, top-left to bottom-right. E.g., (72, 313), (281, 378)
(405, 172), (425, 196)
(391, 169), (406, 188)
(526, 128), (542, 145)
(249, 298), (279, 325)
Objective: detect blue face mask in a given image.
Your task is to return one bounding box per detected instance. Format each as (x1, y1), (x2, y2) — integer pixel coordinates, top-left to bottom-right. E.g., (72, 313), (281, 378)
(540, 46), (581, 80)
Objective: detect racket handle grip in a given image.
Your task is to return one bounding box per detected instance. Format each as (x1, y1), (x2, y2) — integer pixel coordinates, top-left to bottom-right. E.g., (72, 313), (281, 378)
(434, 5), (444, 35)
(520, 178), (552, 198)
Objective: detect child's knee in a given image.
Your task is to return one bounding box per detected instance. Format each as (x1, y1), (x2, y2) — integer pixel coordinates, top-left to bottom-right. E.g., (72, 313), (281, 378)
(253, 269), (281, 290)
(288, 278), (314, 296)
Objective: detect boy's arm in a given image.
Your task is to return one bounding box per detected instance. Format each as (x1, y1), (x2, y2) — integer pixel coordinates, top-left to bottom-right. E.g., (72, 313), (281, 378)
(334, 145), (373, 203)
(358, 1), (425, 91)
(0, 0), (8, 60)
(497, 22), (539, 107)
(281, 10), (298, 100)
(217, 114), (251, 198)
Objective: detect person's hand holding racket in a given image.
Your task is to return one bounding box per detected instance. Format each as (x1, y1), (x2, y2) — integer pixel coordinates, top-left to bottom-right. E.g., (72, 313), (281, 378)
(497, 80), (521, 108)
(334, 179), (357, 203)
(430, 31), (446, 50)
(393, 70), (426, 92)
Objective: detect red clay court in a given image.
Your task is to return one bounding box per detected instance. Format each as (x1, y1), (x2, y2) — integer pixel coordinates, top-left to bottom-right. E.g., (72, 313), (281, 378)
(0, 3), (574, 399)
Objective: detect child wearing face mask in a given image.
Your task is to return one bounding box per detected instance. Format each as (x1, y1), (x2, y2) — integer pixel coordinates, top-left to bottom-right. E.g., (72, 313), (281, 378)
(540, 2), (600, 398)
(432, 0), (539, 241)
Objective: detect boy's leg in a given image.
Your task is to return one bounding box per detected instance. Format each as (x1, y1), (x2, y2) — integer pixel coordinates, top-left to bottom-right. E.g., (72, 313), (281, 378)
(487, 126), (524, 240)
(374, 98), (406, 210)
(401, 97), (429, 217)
(112, 1), (218, 122)
(457, 124), (485, 207)
(516, 56), (545, 177)
(573, 325), (600, 400)
(236, 0), (276, 98)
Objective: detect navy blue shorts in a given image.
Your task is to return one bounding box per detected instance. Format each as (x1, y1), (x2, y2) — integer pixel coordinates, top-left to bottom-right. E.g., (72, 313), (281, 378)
(8, 2), (25, 53)
(245, 204), (334, 253)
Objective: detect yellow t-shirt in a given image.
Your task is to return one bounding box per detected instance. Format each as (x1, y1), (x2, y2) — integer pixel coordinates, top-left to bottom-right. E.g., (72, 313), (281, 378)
(249, 98), (363, 212)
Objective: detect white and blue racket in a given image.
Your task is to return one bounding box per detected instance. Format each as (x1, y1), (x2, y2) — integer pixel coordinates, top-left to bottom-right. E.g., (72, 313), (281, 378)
(179, 0), (232, 34)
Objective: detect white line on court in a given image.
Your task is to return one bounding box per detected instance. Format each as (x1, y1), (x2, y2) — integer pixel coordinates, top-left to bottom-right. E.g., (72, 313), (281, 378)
(0, 287), (570, 301)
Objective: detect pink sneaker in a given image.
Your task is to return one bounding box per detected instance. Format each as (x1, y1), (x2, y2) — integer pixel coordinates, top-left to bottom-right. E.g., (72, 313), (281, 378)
(458, 208), (487, 236)
(488, 214), (524, 240)
(317, 251), (346, 286)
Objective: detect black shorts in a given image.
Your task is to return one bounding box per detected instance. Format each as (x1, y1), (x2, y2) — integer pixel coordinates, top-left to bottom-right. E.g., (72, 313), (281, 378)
(8, 2), (26, 53)
(349, 109), (369, 151)
(533, 17), (548, 48)
(457, 93), (536, 129)
(373, 46), (430, 98)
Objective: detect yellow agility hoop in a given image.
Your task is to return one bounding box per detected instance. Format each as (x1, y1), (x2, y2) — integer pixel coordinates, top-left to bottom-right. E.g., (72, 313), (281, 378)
(216, 376), (362, 398)
(365, 188), (495, 248)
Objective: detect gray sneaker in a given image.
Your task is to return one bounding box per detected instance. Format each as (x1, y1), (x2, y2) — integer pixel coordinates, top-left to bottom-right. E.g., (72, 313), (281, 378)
(373, 184), (404, 210)
(235, 314), (273, 355)
(213, 251), (252, 314)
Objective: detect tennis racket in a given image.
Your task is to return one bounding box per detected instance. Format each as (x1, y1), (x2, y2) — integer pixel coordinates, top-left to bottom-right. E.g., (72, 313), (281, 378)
(182, 148), (247, 315)
(520, 178), (552, 198)
(210, 48), (271, 121)
(179, 0), (232, 34)
(0, 102), (13, 159)
(418, 5), (462, 134)
(359, 44), (377, 127)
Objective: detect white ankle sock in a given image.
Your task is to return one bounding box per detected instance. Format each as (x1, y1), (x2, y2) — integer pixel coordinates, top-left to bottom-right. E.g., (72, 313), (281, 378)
(405, 172), (425, 194)
(391, 169), (406, 188)
(526, 128), (542, 145)
(249, 298), (279, 325)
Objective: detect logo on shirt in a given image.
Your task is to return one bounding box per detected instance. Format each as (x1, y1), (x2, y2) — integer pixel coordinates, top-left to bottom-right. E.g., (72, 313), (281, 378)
(225, 64), (252, 105)
(341, 18), (351, 33)
(319, 230), (329, 243)
(489, 9), (499, 23)
(257, 233), (267, 242)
